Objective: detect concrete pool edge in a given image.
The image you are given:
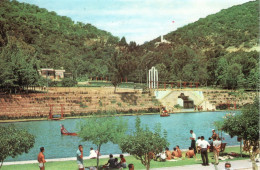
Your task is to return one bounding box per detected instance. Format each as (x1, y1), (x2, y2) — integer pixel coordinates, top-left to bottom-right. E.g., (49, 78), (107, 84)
(0, 110), (236, 123)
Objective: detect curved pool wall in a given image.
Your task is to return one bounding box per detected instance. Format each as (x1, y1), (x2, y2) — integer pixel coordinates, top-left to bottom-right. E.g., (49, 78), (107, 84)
(2, 111), (240, 161)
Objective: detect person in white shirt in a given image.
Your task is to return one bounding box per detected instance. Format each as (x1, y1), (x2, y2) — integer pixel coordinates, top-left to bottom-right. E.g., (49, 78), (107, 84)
(89, 147), (97, 159)
(196, 136), (202, 154)
(190, 130), (197, 154)
(159, 151), (166, 162)
(198, 136), (210, 166)
(213, 137), (221, 165)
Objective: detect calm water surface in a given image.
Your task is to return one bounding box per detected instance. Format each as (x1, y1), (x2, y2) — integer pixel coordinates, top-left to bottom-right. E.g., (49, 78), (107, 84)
(2, 111), (239, 161)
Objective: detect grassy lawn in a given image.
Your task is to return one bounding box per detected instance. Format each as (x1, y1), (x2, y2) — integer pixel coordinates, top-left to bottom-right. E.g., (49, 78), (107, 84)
(1, 147), (249, 170)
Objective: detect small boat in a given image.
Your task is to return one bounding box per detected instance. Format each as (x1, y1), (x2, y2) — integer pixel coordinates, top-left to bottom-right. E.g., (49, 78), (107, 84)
(61, 132), (78, 136)
(160, 106), (170, 117)
(160, 114), (170, 117)
(60, 124), (77, 136)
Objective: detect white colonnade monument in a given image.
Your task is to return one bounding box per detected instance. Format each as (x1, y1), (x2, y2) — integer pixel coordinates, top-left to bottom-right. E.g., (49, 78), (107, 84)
(148, 67), (158, 88)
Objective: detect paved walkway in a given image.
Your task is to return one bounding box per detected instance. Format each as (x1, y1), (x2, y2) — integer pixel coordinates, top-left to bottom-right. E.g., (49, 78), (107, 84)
(3, 154), (129, 166)
(3, 156), (259, 170)
(151, 159), (260, 170)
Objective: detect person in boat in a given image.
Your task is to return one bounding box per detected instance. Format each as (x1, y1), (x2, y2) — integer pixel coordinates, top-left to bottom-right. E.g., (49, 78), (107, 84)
(60, 124), (69, 134)
(89, 147), (97, 159)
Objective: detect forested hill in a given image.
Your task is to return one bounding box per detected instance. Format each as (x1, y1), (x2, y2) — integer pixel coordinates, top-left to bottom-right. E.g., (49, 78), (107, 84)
(143, 0), (258, 52)
(0, 0), (123, 88)
(135, 0), (259, 89)
(0, 0), (258, 92)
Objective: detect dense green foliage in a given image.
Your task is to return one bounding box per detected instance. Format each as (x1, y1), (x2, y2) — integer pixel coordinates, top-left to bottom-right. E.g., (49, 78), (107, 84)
(0, 125), (35, 168)
(222, 98), (259, 168)
(0, 0), (258, 91)
(120, 117), (168, 170)
(78, 116), (128, 168)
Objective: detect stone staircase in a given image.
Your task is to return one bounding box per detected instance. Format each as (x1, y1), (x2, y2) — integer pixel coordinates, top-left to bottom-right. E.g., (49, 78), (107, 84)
(0, 87), (159, 119)
(152, 89), (257, 111)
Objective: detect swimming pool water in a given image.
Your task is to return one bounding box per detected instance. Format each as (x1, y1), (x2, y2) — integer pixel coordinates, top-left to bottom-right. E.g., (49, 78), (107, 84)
(2, 111), (239, 161)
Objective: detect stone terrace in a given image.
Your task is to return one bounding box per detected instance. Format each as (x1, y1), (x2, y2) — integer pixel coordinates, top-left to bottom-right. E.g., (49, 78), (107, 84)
(203, 90), (257, 109)
(0, 87), (159, 118)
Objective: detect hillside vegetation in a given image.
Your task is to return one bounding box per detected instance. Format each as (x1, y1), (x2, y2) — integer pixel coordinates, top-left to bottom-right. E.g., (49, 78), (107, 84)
(137, 0), (259, 89)
(0, 0), (258, 92)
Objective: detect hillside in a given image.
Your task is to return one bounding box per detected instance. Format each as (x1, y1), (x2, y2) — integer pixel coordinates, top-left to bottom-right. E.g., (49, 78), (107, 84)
(0, 0), (258, 92)
(0, 0), (123, 91)
(135, 0), (259, 89)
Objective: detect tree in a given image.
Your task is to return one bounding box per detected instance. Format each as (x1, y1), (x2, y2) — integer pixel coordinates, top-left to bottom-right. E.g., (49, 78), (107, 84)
(119, 117), (168, 170)
(118, 36), (127, 46)
(222, 98), (259, 170)
(78, 116), (128, 168)
(0, 125), (35, 168)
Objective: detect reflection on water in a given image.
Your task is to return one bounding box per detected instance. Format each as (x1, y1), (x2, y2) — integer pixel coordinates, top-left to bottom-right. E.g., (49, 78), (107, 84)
(2, 111), (239, 161)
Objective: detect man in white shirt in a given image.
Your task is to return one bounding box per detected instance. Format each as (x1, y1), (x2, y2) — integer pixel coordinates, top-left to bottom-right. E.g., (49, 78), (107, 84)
(196, 136), (201, 154)
(213, 137), (221, 165)
(190, 130), (197, 154)
(198, 136), (210, 166)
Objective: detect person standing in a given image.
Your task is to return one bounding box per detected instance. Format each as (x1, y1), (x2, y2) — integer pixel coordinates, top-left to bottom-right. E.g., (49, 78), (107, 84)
(213, 137), (221, 165)
(196, 137), (202, 154)
(37, 147), (46, 170)
(198, 136), (210, 166)
(212, 129), (218, 139)
(76, 145), (84, 170)
(190, 130), (197, 154)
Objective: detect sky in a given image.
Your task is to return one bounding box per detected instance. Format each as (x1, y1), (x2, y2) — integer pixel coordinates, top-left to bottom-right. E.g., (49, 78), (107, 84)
(17, 0), (253, 45)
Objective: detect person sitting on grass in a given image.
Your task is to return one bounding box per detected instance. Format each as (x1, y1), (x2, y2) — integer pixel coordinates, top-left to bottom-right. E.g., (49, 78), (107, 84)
(159, 150), (166, 162)
(89, 147), (97, 159)
(176, 145), (182, 158)
(119, 154), (127, 168)
(165, 147), (172, 160)
(103, 154), (116, 169)
(172, 147), (178, 158)
(185, 147), (196, 158)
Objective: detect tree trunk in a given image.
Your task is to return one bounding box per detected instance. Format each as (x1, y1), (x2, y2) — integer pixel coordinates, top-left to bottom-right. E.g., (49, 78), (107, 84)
(251, 153), (258, 170)
(114, 86), (117, 93)
(145, 154), (150, 170)
(96, 145), (101, 169)
(240, 140), (242, 157)
(0, 160), (3, 168)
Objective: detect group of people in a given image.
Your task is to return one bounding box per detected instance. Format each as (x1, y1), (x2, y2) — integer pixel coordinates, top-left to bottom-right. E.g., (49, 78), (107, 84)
(190, 129), (222, 166)
(37, 129), (221, 170)
(102, 154), (128, 169)
(194, 105), (203, 111)
(151, 145), (185, 162)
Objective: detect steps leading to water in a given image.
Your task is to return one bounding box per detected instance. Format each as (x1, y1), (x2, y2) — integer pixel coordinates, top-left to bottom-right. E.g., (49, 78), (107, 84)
(0, 87), (158, 118)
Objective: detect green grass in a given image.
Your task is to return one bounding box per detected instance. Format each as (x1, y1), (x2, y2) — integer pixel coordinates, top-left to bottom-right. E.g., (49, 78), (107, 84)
(1, 147), (250, 170)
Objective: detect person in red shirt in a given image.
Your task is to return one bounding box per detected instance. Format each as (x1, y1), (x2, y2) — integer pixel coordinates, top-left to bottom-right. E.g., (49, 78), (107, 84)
(119, 154), (127, 168)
